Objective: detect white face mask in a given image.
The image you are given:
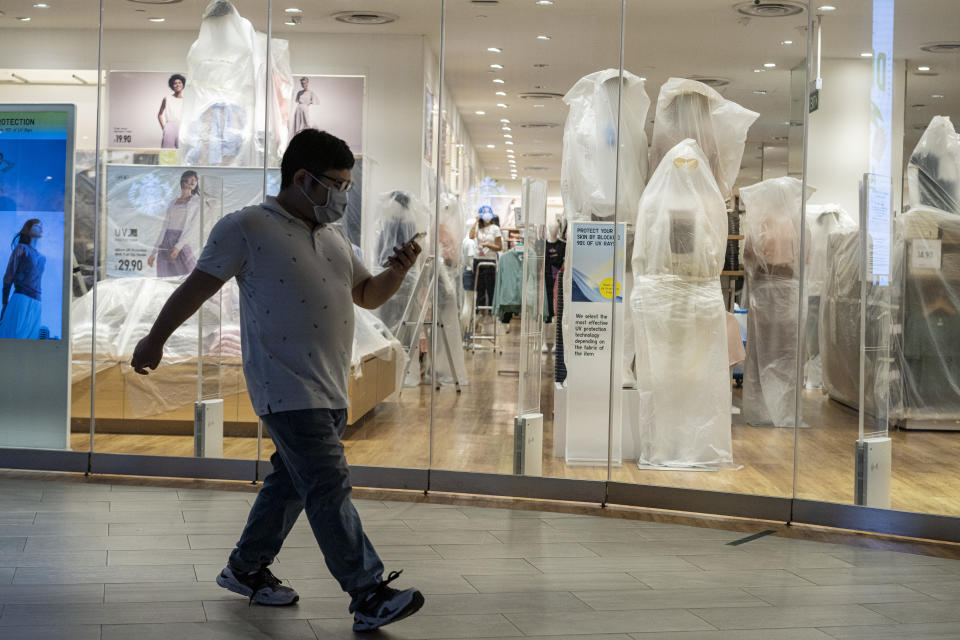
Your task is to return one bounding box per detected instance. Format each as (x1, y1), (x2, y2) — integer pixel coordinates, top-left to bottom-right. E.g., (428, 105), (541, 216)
(299, 172), (349, 224)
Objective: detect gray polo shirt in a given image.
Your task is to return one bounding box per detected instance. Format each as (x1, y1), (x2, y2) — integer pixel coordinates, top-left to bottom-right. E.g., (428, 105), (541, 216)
(196, 196), (372, 415)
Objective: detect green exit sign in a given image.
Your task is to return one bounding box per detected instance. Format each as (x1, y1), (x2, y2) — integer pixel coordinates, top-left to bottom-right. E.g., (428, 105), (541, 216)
(809, 89), (820, 113)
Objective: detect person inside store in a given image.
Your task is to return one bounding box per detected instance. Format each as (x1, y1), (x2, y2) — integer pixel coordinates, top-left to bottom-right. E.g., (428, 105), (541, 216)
(468, 205), (502, 311)
(157, 73), (185, 149)
(129, 129), (424, 632)
(147, 169), (201, 277)
(0, 219), (45, 340)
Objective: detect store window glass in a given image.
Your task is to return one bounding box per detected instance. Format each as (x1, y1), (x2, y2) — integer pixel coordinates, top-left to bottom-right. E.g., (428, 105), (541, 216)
(603, 0), (806, 499)
(252, 2), (443, 474)
(797, 0), (960, 519)
(430, 0), (624, 479)
(0, 1), (100, 453)
(78, 0), (271, 462)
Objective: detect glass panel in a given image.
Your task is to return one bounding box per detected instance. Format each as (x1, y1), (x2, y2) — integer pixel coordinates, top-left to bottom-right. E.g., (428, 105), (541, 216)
(613, 0), (807, 496)
(798, 0), (960, 518)
(0, 1), (100, 453)
(88, 0), (270, 461)
(434, 0), (624, 478)
(256, 2), (443, 473)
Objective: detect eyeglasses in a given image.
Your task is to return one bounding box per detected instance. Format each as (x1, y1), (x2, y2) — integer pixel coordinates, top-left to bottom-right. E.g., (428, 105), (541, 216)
(308, 171), (353, 193)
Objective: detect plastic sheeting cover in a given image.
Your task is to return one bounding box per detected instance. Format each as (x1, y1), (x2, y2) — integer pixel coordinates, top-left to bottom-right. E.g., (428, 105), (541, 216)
(630, 139), (733, 469)
(740, 177), (807, 427)
(907, 116), (960, 214)
(649, 78), (758, 200)
(70, 277), (404, 418)
(372, 190), (430, 335)
(561, 69), (650, 221)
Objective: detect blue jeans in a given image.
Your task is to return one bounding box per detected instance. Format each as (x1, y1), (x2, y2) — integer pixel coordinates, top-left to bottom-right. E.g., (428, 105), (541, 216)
(228, 408), (384, 611)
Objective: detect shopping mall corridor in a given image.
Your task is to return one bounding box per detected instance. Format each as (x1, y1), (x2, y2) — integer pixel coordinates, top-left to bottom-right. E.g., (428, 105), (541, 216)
(1, 473), (960, 639)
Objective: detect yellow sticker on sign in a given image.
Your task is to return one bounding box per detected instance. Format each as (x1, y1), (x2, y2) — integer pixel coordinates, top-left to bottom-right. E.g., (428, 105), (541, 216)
(599, 278), (621, 300)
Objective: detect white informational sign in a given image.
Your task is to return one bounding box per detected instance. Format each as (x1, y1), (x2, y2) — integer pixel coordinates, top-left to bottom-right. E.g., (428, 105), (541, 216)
(105, 165), (279, 279)
(910, 238), (942, 271)
(564, 222), (625, 465)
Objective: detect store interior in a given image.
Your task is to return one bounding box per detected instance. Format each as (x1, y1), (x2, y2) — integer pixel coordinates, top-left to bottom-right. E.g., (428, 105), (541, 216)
(1, 0), (959, 520)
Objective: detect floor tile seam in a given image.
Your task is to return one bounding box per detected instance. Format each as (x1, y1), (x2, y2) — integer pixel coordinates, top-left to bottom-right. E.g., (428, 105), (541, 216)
(518, 558), (545, 575)
(677, 606), (722, 632)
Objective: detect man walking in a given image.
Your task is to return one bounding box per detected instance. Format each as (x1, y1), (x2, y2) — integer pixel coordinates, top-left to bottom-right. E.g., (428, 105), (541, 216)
(131, 129), (424, 631)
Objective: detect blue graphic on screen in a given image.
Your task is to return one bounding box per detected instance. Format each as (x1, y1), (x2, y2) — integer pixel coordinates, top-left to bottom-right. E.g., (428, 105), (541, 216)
(0, 112), (68, 340)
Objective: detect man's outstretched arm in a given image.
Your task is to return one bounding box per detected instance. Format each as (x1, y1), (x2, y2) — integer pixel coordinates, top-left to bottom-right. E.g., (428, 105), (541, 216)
(131, 269), (226, 374)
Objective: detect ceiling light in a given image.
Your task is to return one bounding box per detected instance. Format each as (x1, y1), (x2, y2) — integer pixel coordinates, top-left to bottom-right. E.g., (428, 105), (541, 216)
(33, 3), (50, 7)
(918, 65), (931, 71)
(501, 126), (512, 131)
(487, 47), (502, 53)
(500, 118), (510, 123)
(753, 89), (767, 94)
(780, 40), (793, 45)
(860, 52), (873, 57)
(284, 18), (298, 25)
(149, 17), (165, 22)
(932, 94), (945, 99)
(639, 76), (647, 81)
(536, 0), (554, 5)
(504, 134), (513, 138)
(284, 7), (302, 13)
(754, 69), (765, 73)
(533, 104), (545, 108)
(497, 103), (509, 108)
(506, 141), (514, 145)
(486, 144), (496, 149)
(16, 16), (31, 21)
(763, 62), (777, 68)
(493, 78), (505, 84)
(475, 110), (486, 115)
(490, 64), (503, 69)
(818, 5), (837, 10)
(496, 91), (507, 96)
(536, 35), (551, 40)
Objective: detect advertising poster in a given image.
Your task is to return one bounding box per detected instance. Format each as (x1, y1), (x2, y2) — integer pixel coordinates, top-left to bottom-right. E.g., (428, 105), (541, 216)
(289, 75), (364, 152)
(564, 222), (625, 465)
(109, 71), (187, 150)
(0, 110), (69, 340)
(105, 165), (279, 279)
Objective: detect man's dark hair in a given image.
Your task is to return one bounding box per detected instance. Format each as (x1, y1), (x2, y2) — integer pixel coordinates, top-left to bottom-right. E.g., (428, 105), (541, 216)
(281, 129), (354, 189)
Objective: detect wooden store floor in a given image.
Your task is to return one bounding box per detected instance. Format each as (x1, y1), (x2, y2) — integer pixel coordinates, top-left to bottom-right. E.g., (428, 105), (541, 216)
(70, 319), (960, 519)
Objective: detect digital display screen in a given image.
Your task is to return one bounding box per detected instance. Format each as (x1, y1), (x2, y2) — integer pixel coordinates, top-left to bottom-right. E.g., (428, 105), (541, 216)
(0, 110), (70, 340)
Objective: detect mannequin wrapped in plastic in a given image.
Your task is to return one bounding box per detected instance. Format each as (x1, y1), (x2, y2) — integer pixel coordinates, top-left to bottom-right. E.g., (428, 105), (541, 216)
(560, 69), (650, 221)
(803, 204), (856, 389)
(180, 1), (292, 167)
(740, 177), (808, 427)
(372, 190), (430, 335)
(907, 116), (960, 214)
(649, 78), (759, 200)
(630, 139), (733, 469)
(431, 191), (469, 386)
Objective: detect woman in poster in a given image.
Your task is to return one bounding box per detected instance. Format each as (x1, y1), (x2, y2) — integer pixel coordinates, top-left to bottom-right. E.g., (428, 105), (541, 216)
(0, 219), (45, 340)
(147, 170), (201, 277)
(292, 76), (318, 135)
(157, 74), (186, 149)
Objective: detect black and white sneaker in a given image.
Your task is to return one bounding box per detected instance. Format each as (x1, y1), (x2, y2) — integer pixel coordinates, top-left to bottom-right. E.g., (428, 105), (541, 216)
(353, 570), (425, 632)
(216, 565), (299, 606)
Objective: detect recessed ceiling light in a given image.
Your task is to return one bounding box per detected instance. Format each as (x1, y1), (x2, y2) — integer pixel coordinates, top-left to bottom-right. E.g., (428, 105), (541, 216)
(763, 62), (777, 68)
(487, 47), (502, 53)
(497, 103), (508, 108)
(500, 118), (510, 123)
(753, 89), (767, 94)
(490, 64), (503, 69)
(284, 19), (298, 25)
(486, 144), (496, 149)
(504, 134), (513, 138)
(533, 104), (545, 108)
(918, 65), (931, 71)
(536, 0), (554, 5)
(149, 17), (165, 22)
(506, 141), (514, 145)
(502, 126), (511, 131)
(475, 110), (486, 115)
(493, 78), (505, 84)
(860, 52), (873, 57)
(16, 16), (31, 21)
(639, 76), (647, 81)
(780, 40), (793, 45)
(285, 7), (302, 13)
(818, 5), (837, 11)
(495, 91), (507, 96)
(932, 94), (945, 99)
(33, 3), (50, 8)
(536, 35), (551, 40)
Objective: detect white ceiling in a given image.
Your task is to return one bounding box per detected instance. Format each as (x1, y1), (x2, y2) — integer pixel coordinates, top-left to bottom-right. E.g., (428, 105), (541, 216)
(1, 0), (957, 192)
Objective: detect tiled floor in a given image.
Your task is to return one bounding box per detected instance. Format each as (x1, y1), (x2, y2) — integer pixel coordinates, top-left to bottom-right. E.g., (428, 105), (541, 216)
(1, 477), (960, 639)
